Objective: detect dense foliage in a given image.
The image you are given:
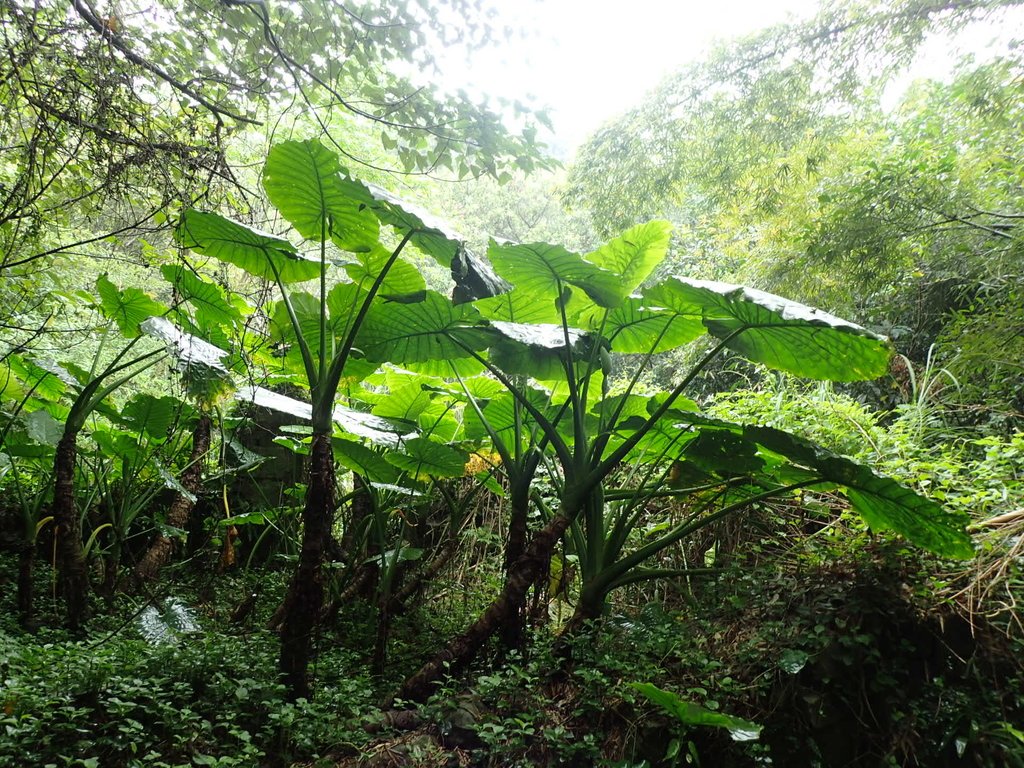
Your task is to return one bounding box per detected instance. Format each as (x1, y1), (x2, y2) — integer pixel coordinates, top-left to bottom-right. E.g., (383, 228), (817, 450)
(1, 0), (1022, 766)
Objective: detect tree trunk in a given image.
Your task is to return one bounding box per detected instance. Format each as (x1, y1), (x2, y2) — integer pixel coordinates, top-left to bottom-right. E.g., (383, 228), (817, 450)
(54, 430), (89, 631)
(499, 484), (531, 649)
(133, 413), (212, 585)
(395, 511), (573, 704)
(17, 539), (34, 625)
(279, 431), (335, 701)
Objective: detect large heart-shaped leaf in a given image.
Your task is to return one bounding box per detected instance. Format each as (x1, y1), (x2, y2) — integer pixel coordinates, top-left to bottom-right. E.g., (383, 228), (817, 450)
(371, 379), (442, 425)
(585, 220), (673, 294)
(235, 385), (412, 447)
(344, 243), (426, 297)
(23, 409), (64, 446)
(120, 394), (185, 440)
(384, 436), (468, 480)
(162, 265), (246, 332)
(488, 241), (625, 308)
(745, 426), (973, 559)
(359, 291), (492, 364)
(96, 273), (168, 337)
(175, 210), (320, 283)
(141, 317), (234, 404)
(334, 176), (507, 301)
(332, 437), (400, 484)
(474, 287), (564, 325)
(141, 317), (229, 373)
(645, 278), (891, 381)
(591, 297), (705, 354)
(263, 139), (380, 250)
(3, 353), (72, 403)
(631, 683), (761, 742)
(487, 320), (596, 380)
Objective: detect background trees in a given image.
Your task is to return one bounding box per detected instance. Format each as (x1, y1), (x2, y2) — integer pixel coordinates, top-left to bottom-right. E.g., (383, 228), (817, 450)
(566, 0), (1024, 426)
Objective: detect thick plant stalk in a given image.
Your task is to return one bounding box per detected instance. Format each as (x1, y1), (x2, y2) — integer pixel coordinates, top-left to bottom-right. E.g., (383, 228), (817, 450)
(54, 431), (89, 631)
(395, 510), (573, 704)
(279, 431), (335, 700)
(133, 413), (212, 584)
(499, 484), (531, 649)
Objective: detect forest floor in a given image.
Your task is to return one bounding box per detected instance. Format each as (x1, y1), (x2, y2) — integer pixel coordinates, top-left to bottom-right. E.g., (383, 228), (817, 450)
(2, 518), (1023, 767)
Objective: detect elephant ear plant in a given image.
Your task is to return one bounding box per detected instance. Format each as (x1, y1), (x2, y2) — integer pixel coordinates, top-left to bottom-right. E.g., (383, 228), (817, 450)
(392, 223), (973, 702)
(174, 138), (501, 699)
(177, 141), (971, 703)
(45, 276), (168, 630)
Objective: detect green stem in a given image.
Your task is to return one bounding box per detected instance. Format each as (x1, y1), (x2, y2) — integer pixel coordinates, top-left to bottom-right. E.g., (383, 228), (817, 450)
(267, 258), (318, 389)
(584, 332), (743, 497)
(454, 341), (575, 474)
(591, 479), (824, 597)
(320, 230), (417, 427)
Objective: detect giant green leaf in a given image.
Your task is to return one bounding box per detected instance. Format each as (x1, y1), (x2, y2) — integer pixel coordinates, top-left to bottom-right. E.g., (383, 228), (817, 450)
(645, 278), (891, 381)
(611, 414), (700, 464)
(344, 243), (425, 297)
(334, 175), (508, 301)
(680, 428), (765, 476)
(332, 437), (400, 484)
(474, 287), (564, 325)
(235, 385), (412, 447)
(96, 273), (168, 337)
(488, 241), (625, 308)
(745, 425), (973, 559)
(161, 265), (245, 332)
(631, 683), (761, 742)
(384, 436), (468, 480)
(120, 394), (185, 440)
(487, 320), (596, 380)
(23, 409), (63, 446)
(402, 357), (487, 378)
(4, 353), (71, 403)
(371, 381), (438, 423)
(141, 317), (233, 404)
(585, 220), (673, 293)
(596, 297), (705, 354)
(359, 291), (492, 364)
(263, 139), (379, 250)
(175, 210), (320, 283)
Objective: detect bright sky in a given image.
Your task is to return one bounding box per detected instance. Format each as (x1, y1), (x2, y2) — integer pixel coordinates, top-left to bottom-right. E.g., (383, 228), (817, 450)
(443, 0), (1024, 153)
(454, 0), (822, 150)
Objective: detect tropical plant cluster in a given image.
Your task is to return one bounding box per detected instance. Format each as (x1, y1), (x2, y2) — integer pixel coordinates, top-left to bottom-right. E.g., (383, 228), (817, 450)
(1, 0), (1023, 766)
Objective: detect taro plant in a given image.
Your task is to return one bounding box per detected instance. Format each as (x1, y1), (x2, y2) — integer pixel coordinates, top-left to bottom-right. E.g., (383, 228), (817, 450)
(0, 403), (57, 624)
(175, 142), (972, 703)
(2, 277), (169, 629)
(390, 225), (974, 701)
(131, 264), (248, 585)
(83, 393), (193, 593)
(174, 138), (502, 698)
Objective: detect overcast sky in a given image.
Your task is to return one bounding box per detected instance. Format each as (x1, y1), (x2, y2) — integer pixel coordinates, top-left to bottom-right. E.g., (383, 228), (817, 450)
(441, 0), (1023, 152)
(449, 0), (822, 149)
